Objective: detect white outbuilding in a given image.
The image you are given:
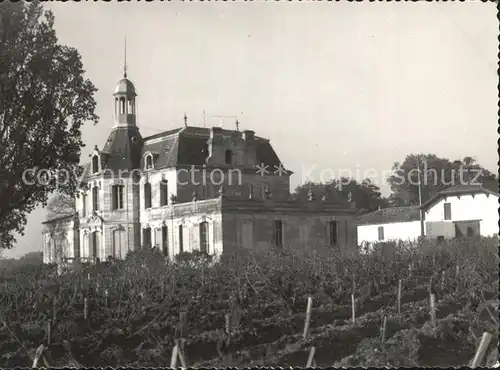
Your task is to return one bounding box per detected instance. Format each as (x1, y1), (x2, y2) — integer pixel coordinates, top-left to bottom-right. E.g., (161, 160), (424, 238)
(357, 184), (499, 246)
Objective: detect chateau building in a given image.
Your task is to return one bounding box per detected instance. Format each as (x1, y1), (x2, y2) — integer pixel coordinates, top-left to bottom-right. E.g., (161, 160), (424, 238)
(42, 72), (358, 264)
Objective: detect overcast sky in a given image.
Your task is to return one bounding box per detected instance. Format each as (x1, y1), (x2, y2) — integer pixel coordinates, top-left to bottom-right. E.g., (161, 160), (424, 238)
(5, 1), (497, 258)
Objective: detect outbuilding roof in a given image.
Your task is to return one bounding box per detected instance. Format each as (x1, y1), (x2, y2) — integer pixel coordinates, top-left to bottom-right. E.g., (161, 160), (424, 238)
(421, 183), (499, 209)
(357, 206), (421, 225)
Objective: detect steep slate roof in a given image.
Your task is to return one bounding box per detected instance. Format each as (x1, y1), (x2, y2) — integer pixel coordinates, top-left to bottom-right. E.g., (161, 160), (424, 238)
(101, 127), (143, 171)
(82, 126), (286, 180)
(141, 126), (282, 169)
(357, 206), (421, 225)
(421, 183), (499, 209)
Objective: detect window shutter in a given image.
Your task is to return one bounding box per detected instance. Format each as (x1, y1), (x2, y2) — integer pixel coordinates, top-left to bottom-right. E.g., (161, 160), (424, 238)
(111, 186), (116, 210)
(118, 186), (123, 209)
(272, 221), (276, 245)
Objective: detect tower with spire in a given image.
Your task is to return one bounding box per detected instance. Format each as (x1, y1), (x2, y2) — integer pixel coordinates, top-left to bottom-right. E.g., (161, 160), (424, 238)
(113, 38), (137, 128)
(102, 39), (143, 171)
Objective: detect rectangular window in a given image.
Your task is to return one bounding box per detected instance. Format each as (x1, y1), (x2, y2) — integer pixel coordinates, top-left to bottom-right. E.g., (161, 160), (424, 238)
(378, 226), (384, 241)
(143, 227), (151, 248)
(144, 183), (152, 209)
(274, 220), (283, 247)
(199, 222), (209, 253)
(82, 193), (87, 217)
(329, 221), (338, 246)
(178, 225), (184, 253)
(162, 226), (168, 256)
(92, 187), (99, 211)
(160, 181), (168, 206)
(444, 202), (451, 220)
(112, 185), (124, 210)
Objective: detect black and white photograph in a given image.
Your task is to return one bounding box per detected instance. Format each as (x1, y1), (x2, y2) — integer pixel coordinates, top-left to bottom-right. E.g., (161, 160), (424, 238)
(0, 0), (498, 367)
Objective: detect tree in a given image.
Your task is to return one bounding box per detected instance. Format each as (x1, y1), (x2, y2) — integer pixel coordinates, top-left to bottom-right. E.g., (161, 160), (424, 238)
(293, 177), (389, 214)
(387, 154), (498, 207)
(0, 2), (98, 250)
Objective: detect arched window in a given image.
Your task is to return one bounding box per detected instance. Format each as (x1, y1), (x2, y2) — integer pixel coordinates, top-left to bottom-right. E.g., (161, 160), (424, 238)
(162, 226), (168, 256)
(225, 150), (233, 165)
(115, 98), (118, 115)
(90, 231), (98, 259)
(145, 155), (153, 170)
(128, 99), (134, 114)
(92, 155), (99, 173)
(120, 98), (126, 114)
(199, 221), (209, 253)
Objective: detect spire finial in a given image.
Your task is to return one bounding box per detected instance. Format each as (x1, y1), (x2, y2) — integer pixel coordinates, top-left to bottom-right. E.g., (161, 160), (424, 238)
(235, 119), (239, 131)
(184, 113), (188, 127)
(124, 36), (127, 78)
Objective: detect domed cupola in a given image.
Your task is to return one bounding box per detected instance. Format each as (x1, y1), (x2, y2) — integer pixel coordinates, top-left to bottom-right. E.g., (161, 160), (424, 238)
(113, 44), (137, 128)
(114, 77), (137, 97)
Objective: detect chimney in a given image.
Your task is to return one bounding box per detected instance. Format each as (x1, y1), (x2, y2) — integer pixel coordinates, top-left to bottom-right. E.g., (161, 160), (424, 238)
(243, 130), (254, 141)
(210, 126), (223, 139)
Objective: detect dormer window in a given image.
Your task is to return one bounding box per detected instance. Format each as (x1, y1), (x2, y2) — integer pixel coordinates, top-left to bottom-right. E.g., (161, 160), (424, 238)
(225, 150), (233, 165)
(92, 155), (99, 173)
(145, 155), (153, 170)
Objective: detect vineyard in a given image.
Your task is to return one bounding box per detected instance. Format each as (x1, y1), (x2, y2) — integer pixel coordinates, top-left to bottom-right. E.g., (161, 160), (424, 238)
(0, 237), (498, 368)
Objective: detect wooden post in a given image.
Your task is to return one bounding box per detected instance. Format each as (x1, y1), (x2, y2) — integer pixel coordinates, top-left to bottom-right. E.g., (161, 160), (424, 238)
(397, 279), (402, 315)
(32, 344), (45, 368)
(303, 296), (313, 340)
(170, 343), (179, 368)
(179, 312), (188, 339)
(471, 332), (493, 368)
(441, 270), (445, 291)
(52, 297), (57, 322)
(381, 316), (387, 343)
(455, 264), (459, 277)
(84, 297), (88, 320)
(351, 294), (356, 324)
(225, 313), (231, 345)
(104, 289), (109, 307)
(306, 346), (316, 367)
(177, 339), (187, 368)
(46, 320), (52, 345)
(429, 293), (436, 329)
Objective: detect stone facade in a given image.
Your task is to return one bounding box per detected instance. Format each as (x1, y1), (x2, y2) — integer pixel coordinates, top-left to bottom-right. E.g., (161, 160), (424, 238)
(41, 74), (358, 264)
